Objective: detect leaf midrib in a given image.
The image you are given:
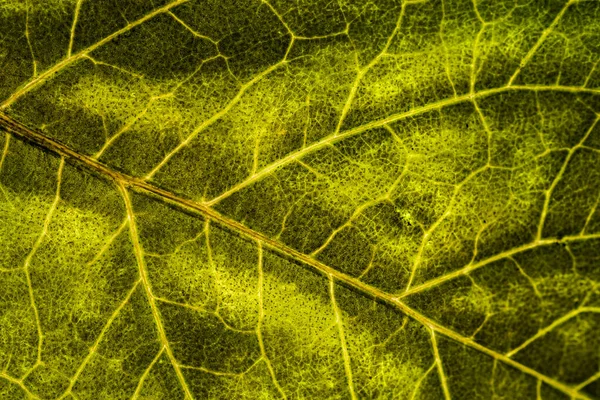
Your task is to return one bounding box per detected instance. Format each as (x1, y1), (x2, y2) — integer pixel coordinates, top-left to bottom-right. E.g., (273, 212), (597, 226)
(0, 112), (593, 400)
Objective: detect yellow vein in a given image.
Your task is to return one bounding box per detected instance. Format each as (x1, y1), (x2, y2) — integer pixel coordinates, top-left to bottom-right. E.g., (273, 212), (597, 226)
(583, 59), (599, 88)
(408, 362), (436, 400)
(507, 0), (576, 86)
(490, 359), (499, 398)
(119, 185), (194, 400)
(256, 243), (287, 399)
(167, 11), (218, 44)
(333, 3), (406, 136)
(405, 199), (454, 291)
(473, 98), (493, 167)
(311, 170), (404, 257)
(25, 0), (37, 77)
(261, 0), (295, 37)
(179, 364), (243, 377)
(429, 329), (452, 400)
(0, 372), (40, 400)
(205, 93), (469, 205)
(0, 133), (10, 172)
(1, 113), (593, 400)
(205, 84), (600, 206)
(311, 219), (351, 257)
(329, 275), (357, 400)
(82, 54), (145, 79)
(510, 256), (543, 299)
(402, 307), (591, 399)
(22, 158), (64, 369)
(439, 0), (458, 97)
(358, 245), (378, 280)
(252, 136), (260, 176)
(302, 94), (310, 148)
(127, 189), (593, 400)
(143, 61), (285, 180)
(204, 220), (220, 307)
(469, 22), (486, 94)
(58, 280), (141, 400)
(0, 0), (189, 110)
(400, 234), (600, 299)
(505, 307), (600, 358)
(581, 188), (600, 235)
(153, 296), (255, 335)
(67, 0), (84, 58)
(537, 116), (600, 240)
(93, 103), (154, 160)
(576, 371), (600, 391)
(471, 0), (486, 25)
(85, 218), (129, 267)
(406, 160), (490, 291)
(131, 347), (165, 400)
(365, 316), (409, 352)
(534, 92), (549, 150)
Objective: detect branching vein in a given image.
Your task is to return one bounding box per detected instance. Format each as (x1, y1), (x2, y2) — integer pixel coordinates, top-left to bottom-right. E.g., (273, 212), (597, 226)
(0, 0), (189, 110)
(143, 61), (286, 180)
(119, 185), (194, 400)
(409, 362), (436, 400)
(0, 372), (40, 399)
(507, 0), (576, 86)
(57, 279), (141, 399)
(21, 158), (64, 372)
(67, 0), (84, 58)
(429, 329), (452, 400)
(256, 243), (287, 399)
(329, 275), (357, 400)
(505, 307), (600, 358)
(0, 109), (595, 400)
(537, 116), (600, 240)
(131, 347), (165, 400)
(333, 3), (406, 135)
(401, 233), (600, 298)
(205, 84), (600, 206)
(0, 133), (10, 172)
(24, 1), (37, 78)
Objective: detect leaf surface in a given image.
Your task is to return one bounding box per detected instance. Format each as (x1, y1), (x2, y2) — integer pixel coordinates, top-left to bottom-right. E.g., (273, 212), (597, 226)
(0, 0), (599, 398)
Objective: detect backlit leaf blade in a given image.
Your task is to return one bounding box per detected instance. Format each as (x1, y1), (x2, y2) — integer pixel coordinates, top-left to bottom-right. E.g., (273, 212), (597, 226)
(1, 0), (599, 398)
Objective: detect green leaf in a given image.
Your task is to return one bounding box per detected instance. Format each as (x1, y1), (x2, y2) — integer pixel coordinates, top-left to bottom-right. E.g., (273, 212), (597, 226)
(1, 0), (599, 399)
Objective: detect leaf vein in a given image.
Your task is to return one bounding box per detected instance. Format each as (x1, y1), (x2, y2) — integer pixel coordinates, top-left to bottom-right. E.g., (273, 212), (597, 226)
(21, 158), (64, 376)
(57, 279), (142, 400)
(119, 185), (195, 400)
(0, 0), (189, 110)
(206, 84), (600, 206)
(429, 329), (452, 400)
(0, 112), (594, 400)
(329, 275), (357, 400)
